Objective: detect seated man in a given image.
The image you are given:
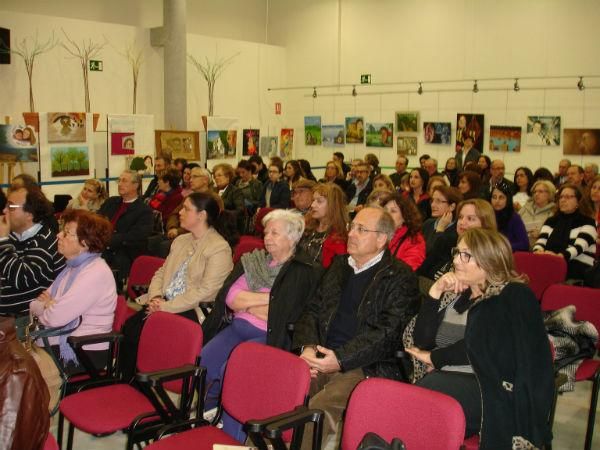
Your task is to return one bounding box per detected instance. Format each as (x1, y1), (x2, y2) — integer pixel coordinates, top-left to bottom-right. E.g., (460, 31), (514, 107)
(99, 170), (153, 289)
(344, 162), (373, 213)
(293, 207), (419, 450)
(0, 185), (65, 316)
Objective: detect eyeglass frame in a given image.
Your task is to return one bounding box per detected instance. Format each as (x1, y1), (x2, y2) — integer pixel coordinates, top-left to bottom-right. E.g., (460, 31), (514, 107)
(347, 222), (384, 235)
(451, 247), (474, 264)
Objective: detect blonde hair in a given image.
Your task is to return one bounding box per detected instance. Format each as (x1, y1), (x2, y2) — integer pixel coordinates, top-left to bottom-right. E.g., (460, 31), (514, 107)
(456, 198), (497, 231)
(531, 179), (556, 199)
(372, 174), (395, 192)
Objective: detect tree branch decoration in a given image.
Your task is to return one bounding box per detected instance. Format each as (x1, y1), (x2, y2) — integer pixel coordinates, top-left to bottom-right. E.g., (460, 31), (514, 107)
(117, 41), (144, 114)
(61, 29), (106, 113)
(188, 51), (239, 116)
(0, 31), (59, 112)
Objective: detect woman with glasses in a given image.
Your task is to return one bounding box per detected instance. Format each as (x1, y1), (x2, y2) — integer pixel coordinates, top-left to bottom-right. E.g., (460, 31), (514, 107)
(518, 179), (556, 247)
(260, 163), (291, 209)
(405, 228), (554, 447)
(422, 186), (462, 255)
(533, 183), (597, 280)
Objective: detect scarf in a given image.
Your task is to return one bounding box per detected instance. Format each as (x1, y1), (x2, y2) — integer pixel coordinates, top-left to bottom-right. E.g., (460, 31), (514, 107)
(241, 249), (285, 291)
(50, 251), (100, 365)
(149, 190), (167, 210)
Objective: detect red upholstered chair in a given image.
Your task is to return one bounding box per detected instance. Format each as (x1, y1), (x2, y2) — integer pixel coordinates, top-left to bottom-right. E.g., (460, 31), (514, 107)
(57, 312), (203, 450)
(513, 252), (567, 301)
(145, 342), (311, 450)
(126, 255), (166, 300)
(43, 433), (59, 450)
(233, 236), (265, 264)
(541, 284), (600, 450)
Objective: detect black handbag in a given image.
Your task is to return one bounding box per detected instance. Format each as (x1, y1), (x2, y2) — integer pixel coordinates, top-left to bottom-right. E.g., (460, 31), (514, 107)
(357, 432), (406, 450)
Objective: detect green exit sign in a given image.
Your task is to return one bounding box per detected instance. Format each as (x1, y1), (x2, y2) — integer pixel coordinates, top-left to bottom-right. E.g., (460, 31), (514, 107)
(89, 60), (103, 71)
(360, 74), (371, 84)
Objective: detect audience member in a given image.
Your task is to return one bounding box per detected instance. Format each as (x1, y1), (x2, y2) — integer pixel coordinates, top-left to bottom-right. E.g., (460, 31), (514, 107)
(143, 154), (170, 201)
(404, 168), (431, 220)
(333, 151), (351, 177)
(426, 175), (447, 197)
(458, 170), (482, 200)
(235, 160), (263, 213)
(372, 174), (395, 192)
(181, 163), (200, 197)
(491, 183), (529, 251)
(554, 158), (571, 187)
(260, 163), (290, 208)
(290, 179), (317, 215)
(533, 167), (554, 184)
(298, 159), (317, 182)
(456, 136), (481, 169)
(345, 162), (373, 213)
(213, 163), (244, 214)
(518, 180), (556, 248)
(442, 157), (459, 187)
(284, 160), (305, 190)
(173, 158), (187, 174)
(513, 166), (534, 211)
(364, 153), (381, 177)
(584, 162), (599, 186)
(390, 155), (409, 188)
(66, 179), (108, 212)
(422, 185), (462, 255)
(248, 155), (268, 184)
(566, 164), (585, 188)
(484, 159), (516, 197)
(0, 187), (5, 211)
(346, 158), (363, 182)
(320, 160), (348, 191)
(424, 158), (440, 177)
(588, 175), (600, 257)
(11, 173), (38, 189)
(149, 169), (183, 229)
(477, 155), (491, 184)
(419, 154), (430, 168)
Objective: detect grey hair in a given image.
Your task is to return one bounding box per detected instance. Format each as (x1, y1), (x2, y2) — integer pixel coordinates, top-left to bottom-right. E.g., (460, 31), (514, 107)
(366, 206), (396, 242)
(531, 179), (556, 198)
(192, 166), (212, 181)
(123, 170), (142, 185)
(262, 209), (305, 246)
(585, 163), (599, 175)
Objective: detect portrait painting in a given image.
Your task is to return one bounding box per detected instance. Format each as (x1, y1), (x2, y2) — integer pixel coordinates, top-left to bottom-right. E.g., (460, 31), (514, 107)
(397, 136), (417, 156)
(155, 130), (200, 160)
(280, 128), (294, 159)
(111, 132), (135, 155)
(304, 116), (322, 145)
(345, 117), (364, 143)
(322, 125), (345, 147)
(423, 122), (451, 145)
(489, 126), (522, 152)
(50, 146), (89, 177)
(563, 129), (600, 155)
(366, 122), (394, 148)
(243, 129), (260, 156)
(396, 112), (419, 133)
(456, 113), (484, 152)
(526, 116), (561, 146)
(260, 136), (279, 158)
(0, 124), (38, 162)
(47, 112), (87, 143)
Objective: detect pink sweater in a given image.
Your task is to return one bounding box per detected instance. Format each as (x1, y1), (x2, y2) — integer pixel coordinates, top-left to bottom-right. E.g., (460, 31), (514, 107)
(30, 257), (117, 350)
(225, 274), (270, 332)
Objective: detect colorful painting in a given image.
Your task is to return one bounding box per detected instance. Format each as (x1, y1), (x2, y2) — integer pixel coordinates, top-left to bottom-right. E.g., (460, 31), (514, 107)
(47, 112), (87, 143)
(155, 130), (200, 160)
(0, 124), (38, 162)
(489, 126), (522, 152)
(280, 128), (294, 159)
(111, 132), (135, 155)
(322, 125), (345, 147)
(456, 113), (484, 152)
(207, 130), (237, 160)
(526, 116), (561, 146)
(260, 136), (279, 158)
(396, 112), (419, 133)
(563, 129), (600, 155)
(50, 146), (89, 177)
(345, 117), (364, 143)
(243, 129), (260, 156)
(423, 122), (451, 145)
(397, 136), (418, 156)
(366, 122), (394, 148)
(304, 116), (321, 145)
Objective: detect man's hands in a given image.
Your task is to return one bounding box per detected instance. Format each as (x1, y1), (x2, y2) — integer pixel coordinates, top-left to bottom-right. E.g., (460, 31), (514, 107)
(300, 345), (341, 378)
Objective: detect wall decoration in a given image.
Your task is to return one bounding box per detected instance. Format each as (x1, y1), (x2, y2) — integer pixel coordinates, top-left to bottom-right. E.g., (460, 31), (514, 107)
(396, 112), (419, 133)
(489, 126), (522, 152)
(345, 117), (364, 143)
(0, 124), (38, 162)
(563, 129), (600, 155)
(207, 130), (236, 160)
(397, 136), (417, 156)
(280, 128), (294, 159)
(110, 132), (135, 155)
(50, 146), (89, 177)
(366, 122), (394, 148)
(304, 116), (321, 145)
(155, 130), (200, 160)
(188, 51), (239, 116)
(243, 129), (260, 156)
(456, 113), (484, 152)
(47, 112), (87, 143)
(260, 136), (279, 158)
(526, 116), (561, 146)
(423, 122), (451, 145)
(322, 125), (345, 147)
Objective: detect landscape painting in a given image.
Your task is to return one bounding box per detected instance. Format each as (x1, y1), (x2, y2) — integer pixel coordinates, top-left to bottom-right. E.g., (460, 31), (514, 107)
(304, 116), (322, 145)
(397, 136), (418, 155)
(51, 146), (89, 177)
(322, 125), (345, 147)
(396, 112), (419, 133)
(366, 122), (393, 148)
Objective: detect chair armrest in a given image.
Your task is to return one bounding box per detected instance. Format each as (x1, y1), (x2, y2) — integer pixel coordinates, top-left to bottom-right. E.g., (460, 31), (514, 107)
(263, 406), (324, 439)
(155, 417), (210, 440)
(245, 405), (309, 435)
(137, 364), (203, 387)
(67, 332), (123, 348)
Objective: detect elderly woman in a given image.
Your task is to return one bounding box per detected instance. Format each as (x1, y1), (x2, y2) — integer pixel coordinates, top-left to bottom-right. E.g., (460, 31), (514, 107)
(533, 183), (597, 280)
(30, 210), (116, 374)
(149, 169), (184, 228)
(201, 209), (322, 438)
(490, 182), (529, 251)
(422, 185), (463, 255)
(406, 229), (554, 448)
(518, 179), (556, 247)
(213, 163), (244, 213)
(66, 179), (108, 212)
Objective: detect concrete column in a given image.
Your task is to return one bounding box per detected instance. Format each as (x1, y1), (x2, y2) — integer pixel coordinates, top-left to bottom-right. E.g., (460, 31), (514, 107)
(163, 0), (187, 129)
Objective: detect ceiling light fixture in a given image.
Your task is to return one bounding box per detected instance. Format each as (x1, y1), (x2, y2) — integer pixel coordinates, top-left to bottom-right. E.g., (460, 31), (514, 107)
(417, 82), (423, 95)
(473, 80), (479, 93)
(352, 85), (357, 97)
(514, 78), (520, 92)
(577, 76), (585, 91)
(312, 87), (317, 98)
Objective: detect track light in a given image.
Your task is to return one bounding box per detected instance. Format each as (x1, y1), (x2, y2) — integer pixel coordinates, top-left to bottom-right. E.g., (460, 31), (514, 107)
(352, 85), (357, 97)
(577, 76), (585, 91)
(417, 82), (423, 95)
(473, 80), (479, 93)
(312, 87), (317, 98)
(513, 78), (520, 92)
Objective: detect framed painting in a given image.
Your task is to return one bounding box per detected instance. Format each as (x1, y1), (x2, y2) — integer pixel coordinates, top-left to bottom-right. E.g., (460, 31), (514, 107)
(304, 116), (322, 145)
(155, 130), (200, 160)
(396, 111), (419, 133)
(489, 126), (522, 152)
(280, 128), (294, 159)
(243, 129), (260, 156)
(322, 125), (345, 147)
(50, 146), (89, 177)
(526, 116), (561, 146)
(366, 122), (393, 148)
(423, 122), (451, 145)
(48, 112), (87, 143)
(456, 113), (484, 152)
(397, 136), (417, 156)
(345, 117), (364, 143)
(0, 124), (38, 162)
(563, 129), (600, 155)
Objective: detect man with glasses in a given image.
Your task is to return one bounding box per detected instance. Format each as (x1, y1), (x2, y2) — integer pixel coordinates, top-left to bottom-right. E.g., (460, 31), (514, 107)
(293, 207), (419, 450)
(0, 185), (65, 316)
(345, 162), (373, 212)
(290, 179), (316, 215)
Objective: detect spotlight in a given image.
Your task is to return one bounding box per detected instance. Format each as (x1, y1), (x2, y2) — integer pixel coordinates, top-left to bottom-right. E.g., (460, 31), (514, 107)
(312, 87), (317, 98)
(473, 80), (479, 93)
(513, 78), (520, 92)
(352, 85), (357, 97)
(417, 82), (423, 95)
(577, 76), (585, 91)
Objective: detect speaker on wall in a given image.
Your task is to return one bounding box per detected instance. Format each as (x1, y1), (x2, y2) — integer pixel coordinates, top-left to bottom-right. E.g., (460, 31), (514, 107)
(0, 28), (11, 64)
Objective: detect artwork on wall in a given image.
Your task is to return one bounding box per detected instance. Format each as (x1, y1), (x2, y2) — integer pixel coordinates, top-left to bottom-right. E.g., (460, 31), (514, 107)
(366, 122), (394, 148)
(526, 116), (561, 146)
(397, 136), (417, 156)
(345, 117), (364, 143)
(423, 122), (451, 145)
(304, 116), (321, 145)
(0, 124), (38, 162)
(280, 128), (294, 159)
(207, 130), (237, 160)
(47, 113), (87, 143)
(456, 113), (484, 152)
(155, 130), (200, 160)
(243, 129), (260, 156)
(50, 146), (89, 177)
(126, 155), (153, 174)
(110, 132), (135, 155)
(396, 112), (419, 133)
(563, 129), (600, 155)
(260, 136), (279, 158)
(322, 125), (345, 147)
(489, 126), (522, 152)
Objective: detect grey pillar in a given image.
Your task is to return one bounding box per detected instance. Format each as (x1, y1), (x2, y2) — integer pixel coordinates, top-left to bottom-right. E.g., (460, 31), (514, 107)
(162, 0), (187, 129)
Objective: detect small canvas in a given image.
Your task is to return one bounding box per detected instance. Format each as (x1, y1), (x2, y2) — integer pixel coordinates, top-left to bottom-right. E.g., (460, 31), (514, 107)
(396, 112), (419, 133)
(111, 132), (135, 155)
(489, 126), (522, 152)
(260, 136), (279, 158)
(0, 124), (38, 162)
(322, 125), (345, 147)
(366, 123), (393, 148)
(563, 129), (600, 155)
(47, 113), (87, 143)
(456, 113), (484, 152)
(280, 129), (294, 159)
(155, 130), (201, 160)
(207, 130), (237, 160)
(345, 117), (364, 143)
(526, 116), (561, 146)
(304, 116), (321, 145)
(423, 122), (451, 145)
(397, 136), (417, 156)
(243, 129), (260, 156)
(50, 146), (89, 177)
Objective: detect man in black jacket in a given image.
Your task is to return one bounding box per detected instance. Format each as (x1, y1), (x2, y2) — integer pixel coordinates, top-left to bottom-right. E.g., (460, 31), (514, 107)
(293, 207), (419, 450)
(344, 162), (372, 212)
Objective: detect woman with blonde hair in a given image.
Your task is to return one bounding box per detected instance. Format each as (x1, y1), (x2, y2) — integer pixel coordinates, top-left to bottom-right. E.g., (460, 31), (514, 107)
(372, 173), (395, 193)
(319, 160), (348, 191)
(518, 179), (556, 247)
(66, 179), (108, 213)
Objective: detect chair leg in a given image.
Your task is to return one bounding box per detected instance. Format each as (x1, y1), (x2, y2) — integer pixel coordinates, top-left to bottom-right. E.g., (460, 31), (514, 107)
(584, 372), (600, 450)
(66, 423), (75, 450)
(57, 413), (64, 450)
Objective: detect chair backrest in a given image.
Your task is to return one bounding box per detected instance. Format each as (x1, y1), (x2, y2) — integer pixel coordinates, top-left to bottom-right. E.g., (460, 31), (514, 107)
(112, 295), (136, 332)
(253, 207), (274, 236)
(513, 252), (567, 300)
(137, 312), (203, 392)
(221, 342), (311, 442)
(232, 236), (265, 264)
(541, 284), (600, 350)
(341, 378), (466, 450)
(126, 255), (166, 300)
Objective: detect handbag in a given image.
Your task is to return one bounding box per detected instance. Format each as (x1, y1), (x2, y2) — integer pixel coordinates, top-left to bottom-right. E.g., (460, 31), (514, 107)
(357, 432), (406, 450)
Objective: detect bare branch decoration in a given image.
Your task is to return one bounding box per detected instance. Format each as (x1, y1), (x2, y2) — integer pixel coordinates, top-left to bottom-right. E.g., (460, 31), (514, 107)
(188, 51), (239, 116)
(114, 41), (144, 114)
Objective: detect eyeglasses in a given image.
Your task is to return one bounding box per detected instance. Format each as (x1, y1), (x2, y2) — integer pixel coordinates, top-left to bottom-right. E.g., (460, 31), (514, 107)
(6, 204), (25, 210)
(451, 247), (473, 263)
(347, 222), (383, 235)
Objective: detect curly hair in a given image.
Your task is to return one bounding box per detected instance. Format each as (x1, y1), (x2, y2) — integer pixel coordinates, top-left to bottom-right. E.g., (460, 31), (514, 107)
(212, 163), (236, 183)
(61, 209), (113, 253)
(381, 191), (423, 237)
(304, 183), (349, 239)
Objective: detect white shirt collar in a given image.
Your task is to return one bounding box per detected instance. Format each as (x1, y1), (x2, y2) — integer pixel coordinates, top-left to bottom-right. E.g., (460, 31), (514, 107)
(348, 250), (385, 274)
(14, 222), (44, 241)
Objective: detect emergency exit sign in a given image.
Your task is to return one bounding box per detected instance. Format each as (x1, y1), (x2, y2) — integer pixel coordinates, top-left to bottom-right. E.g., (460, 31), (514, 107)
(360, 74), (371, 84)
(89, 60), (103, 71)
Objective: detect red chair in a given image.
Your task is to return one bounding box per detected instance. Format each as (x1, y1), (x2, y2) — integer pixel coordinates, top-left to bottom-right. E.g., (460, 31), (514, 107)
(57, 312), (203, 450)
(145, 342), (311, 450)
(127, 255), (166, 300)
(233, 236), (265, 264)
(513, 252), (567, 301)
(43, 433), (59, 450)
(541, 284), (600, 450)
(253, 207), (274, 236)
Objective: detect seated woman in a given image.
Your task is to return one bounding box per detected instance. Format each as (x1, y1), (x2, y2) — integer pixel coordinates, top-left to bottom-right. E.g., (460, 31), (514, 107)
(406, 228), (554, 447)
(513, 166), (534, 211)
(66, 179), (108, 213)
(457, 170), (483, 200)
(260, 163), (290, 208)
(443, 157), (459, 187)
(180, 162), (200, 197)
(372, 174), (395, 193)
(235, 159), (263, 213)
(380, 192), (426, 271)
(533, 183), (597, 280)
(403, 168), (431, 220)
(298, 183), (348, 268)
(30, 210), (116, 375)
(149, 169), (184, 229)
(201, 209), (321, 440)
(284, 160), (305, 190)
(490, 182), (529, 251)
(518, 179), (556, 248)
(421, 185), (462, 255)
(426, 175), (447, 197)
(319, 160), (348, 191)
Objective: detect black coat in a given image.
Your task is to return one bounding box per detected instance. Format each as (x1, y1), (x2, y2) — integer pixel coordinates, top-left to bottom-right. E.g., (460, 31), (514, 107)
(260, 180), (291, 209)
(345, 180), (373, 207)
(293, 250), (419, 379)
